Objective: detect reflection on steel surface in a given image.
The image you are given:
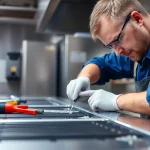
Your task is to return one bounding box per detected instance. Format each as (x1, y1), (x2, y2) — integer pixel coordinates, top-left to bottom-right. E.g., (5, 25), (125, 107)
(44, 110), (79, 114)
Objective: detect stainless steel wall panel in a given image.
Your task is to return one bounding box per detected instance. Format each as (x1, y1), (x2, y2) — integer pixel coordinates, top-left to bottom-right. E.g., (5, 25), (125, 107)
(21, 41), (57, 96)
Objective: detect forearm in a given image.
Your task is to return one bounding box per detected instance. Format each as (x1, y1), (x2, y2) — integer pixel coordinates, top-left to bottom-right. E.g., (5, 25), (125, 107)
(78, 64), (100, 84)
(117, 91), (150, 115)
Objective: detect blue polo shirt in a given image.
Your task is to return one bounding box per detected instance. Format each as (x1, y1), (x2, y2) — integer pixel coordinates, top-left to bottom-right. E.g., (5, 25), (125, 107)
(83, 48), (150, 104)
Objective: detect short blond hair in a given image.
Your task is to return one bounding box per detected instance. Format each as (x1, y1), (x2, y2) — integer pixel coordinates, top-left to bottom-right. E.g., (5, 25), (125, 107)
(90, 0), (149, 40)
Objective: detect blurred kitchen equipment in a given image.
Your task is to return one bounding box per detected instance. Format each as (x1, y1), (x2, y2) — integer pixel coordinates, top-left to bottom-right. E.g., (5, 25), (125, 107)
(21, 40), (57, 97)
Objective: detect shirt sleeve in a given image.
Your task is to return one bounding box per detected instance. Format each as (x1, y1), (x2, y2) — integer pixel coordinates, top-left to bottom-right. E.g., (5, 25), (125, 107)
(83, 52), (134, 85)
(146, 84), (150, 105)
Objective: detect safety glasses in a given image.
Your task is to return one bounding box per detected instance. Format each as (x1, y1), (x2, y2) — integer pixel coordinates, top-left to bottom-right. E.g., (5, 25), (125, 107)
(104, 13), (131, 49)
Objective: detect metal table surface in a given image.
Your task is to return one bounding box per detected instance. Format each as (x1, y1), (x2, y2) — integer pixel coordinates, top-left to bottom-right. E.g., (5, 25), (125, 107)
(0, 97), (150, 150)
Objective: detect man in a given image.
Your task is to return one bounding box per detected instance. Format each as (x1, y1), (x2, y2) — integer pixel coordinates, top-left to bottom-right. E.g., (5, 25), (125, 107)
(66, 0), (150, 117)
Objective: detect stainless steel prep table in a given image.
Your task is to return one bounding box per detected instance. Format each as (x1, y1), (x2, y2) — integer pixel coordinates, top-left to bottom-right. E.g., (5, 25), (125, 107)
(0, 97), (150, 150)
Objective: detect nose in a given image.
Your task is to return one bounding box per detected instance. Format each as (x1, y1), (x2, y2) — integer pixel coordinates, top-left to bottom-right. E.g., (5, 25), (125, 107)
(112, 45), (124, 56)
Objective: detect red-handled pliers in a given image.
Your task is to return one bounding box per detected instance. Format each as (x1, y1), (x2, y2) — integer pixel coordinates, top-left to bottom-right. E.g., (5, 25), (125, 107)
(0, 103), (44, 115)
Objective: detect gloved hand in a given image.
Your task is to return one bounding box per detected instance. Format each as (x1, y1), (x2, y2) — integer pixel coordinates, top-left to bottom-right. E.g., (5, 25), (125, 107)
(66, 77), (90, 101)
(80, 89), (121, 111)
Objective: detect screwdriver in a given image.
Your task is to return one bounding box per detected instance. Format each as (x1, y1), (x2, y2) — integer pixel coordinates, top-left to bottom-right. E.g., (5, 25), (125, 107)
(0, 99), (26, 105)
(69, 99), (78, 114)
(10, 95), (27, 105)
(69, 90), (96, 114)
(0, 103), (44, 115)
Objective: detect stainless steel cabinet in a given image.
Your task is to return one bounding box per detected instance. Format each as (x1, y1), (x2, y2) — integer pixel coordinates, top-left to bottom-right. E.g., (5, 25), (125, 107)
(58, 35), (111, 98)
(21, 40), (57, 97)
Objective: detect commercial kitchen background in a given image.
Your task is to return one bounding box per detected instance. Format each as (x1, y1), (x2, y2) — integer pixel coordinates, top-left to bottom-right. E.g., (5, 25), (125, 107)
(0, 0), (148, 98)
(0, 1), (150, 150)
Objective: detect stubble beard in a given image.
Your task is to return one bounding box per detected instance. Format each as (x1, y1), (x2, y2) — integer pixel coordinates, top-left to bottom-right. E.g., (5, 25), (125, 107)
(133, 29), (149, 61)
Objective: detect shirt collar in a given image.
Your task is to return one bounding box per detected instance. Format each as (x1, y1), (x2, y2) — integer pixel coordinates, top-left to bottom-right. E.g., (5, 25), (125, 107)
(138, 47), (150, 64)
(145, 47), (150, 59)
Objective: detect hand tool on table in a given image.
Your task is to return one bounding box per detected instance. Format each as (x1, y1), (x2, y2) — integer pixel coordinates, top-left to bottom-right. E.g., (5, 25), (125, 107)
(0, 99), (26, 105)
(10, 95), (27, 105)
(69, 90), (96, 113)
(0, 103), (44, 115)
(0, 95), (26, 105)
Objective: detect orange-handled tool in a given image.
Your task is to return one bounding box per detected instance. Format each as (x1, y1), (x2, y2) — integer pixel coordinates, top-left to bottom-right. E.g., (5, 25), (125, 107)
(0, 99), (26, 105)
(0, 103), (43, 115)
(7, 100), (27, 105)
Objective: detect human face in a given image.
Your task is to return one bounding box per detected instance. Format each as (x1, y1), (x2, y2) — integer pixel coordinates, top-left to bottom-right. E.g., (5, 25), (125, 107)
(98, 12), (149, 61)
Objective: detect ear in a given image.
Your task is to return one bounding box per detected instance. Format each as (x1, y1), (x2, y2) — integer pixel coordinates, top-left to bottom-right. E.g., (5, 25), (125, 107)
(130, 11), (144, 26)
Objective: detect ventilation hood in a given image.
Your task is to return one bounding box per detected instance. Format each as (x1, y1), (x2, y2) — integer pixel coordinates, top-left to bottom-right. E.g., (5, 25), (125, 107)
(37, 0), (98, 34)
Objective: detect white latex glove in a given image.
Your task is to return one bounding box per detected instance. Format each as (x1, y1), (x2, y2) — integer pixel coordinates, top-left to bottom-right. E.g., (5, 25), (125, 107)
(66, 77), (90, 101)
(80, 89), (121, 111)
